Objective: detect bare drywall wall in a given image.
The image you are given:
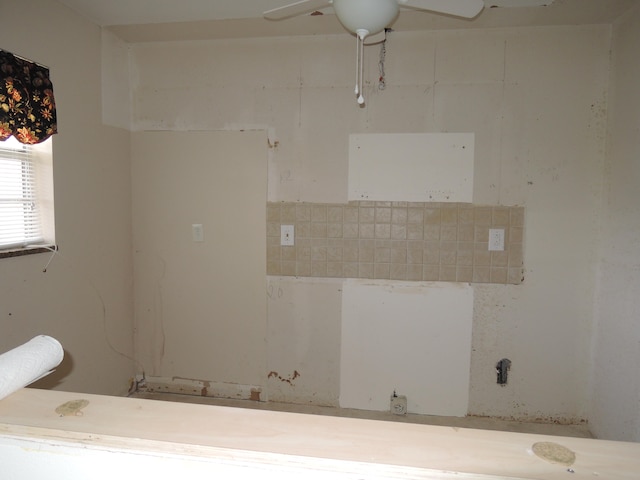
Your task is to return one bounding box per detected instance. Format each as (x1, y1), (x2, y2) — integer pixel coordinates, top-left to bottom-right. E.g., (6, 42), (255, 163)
(347, 133), (474, 202)
(0, 0), (134, 395)
(340, 280), (473, 416)
(590, 3), (640, 442)
(132, 130), (267, 390)
(266, 277), (341, 405)
(123, 23), (610, 422)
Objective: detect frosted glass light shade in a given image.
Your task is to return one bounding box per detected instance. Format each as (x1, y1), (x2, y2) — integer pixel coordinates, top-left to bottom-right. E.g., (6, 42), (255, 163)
(332, 0), (399, 35)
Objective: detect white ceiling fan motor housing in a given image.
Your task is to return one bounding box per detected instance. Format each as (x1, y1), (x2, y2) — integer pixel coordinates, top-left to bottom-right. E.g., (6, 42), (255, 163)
(332, 0), (400, 36)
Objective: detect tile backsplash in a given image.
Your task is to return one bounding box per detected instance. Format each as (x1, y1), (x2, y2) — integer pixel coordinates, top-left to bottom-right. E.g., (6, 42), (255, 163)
(267, 202), (524, 285)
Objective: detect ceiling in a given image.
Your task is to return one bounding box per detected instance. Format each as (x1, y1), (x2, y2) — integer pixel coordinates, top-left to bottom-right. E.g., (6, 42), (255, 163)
(55, 0), (639, 42)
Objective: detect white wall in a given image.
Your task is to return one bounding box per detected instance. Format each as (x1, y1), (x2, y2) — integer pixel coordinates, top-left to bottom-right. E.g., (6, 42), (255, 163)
(0, 0), (135, 395)
(340, 280), (473, 416)
(131, 130), (267, 389)
(123, 24), (611, 423)
(266, 277), (342, 405)
(590, 3), (640, 442)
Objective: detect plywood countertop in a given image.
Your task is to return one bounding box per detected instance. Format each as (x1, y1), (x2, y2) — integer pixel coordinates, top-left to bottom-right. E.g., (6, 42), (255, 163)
(1, 389), (639, 479)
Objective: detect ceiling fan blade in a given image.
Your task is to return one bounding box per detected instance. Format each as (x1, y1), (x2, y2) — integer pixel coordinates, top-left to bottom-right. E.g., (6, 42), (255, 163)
(398, 0), (485, 18)
(264, 0), (333, 20)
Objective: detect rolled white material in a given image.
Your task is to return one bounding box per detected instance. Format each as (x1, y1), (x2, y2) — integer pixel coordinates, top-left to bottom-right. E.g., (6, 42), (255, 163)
(0, 335), (64, 401)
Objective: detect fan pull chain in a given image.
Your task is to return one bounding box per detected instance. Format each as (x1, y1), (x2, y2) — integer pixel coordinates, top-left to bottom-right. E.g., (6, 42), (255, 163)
(378, 31), (388, 90)
(355, 29), (368, 105)
(358, 34), (365, 104)
(354, 32), (360, 97)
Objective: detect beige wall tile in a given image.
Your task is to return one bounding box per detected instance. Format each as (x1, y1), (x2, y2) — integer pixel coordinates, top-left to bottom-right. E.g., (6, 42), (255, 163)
(327, 262), (344, 278)
(441, 206), (458, 225)
(475, 207), (492, 225)
(458, 224), (475, 242)
(312, 261), (327, 277)
(268, 202), (524, 285)
(407, 242), (423, 264)
(297, 222), (311, 238)
(328, 223), (343, 238)
(457, 266), (473, 282)
(311, 246), (327, 262)
(392, 207), (408, 224)
(267, 204), (281, 222)
(282, 246), (296, 261)
(311, 204), (327, 222)
(424, 208), (441, 225)
(374, 263), (391, 279)
(267, 260), (280, 275)
(459, 206), (475, 224)
(267, 222), (280, 237)
(407, 223), (423, 240)
(440, 266), (457, 282)
(424, 242), (440, 265)
(423, 265), (440, 281)
(492, 251), (509, 267)
(473, 267), (491, 283)
(359, 223), (375, 238)
(327, 245), (343, 262)
(441, 225), (458, 241)
(296, 204), (311, 221)
(327, 205), (343, 222)
(344, 263), (359, 277)
(391, 224), (407, 240)
(267, 245), (281, 262)
(407, 264), (423, 281)
(359, 263), (374, 278)
(344, 206), (358, 223)
(281, 261), (296, 276)
(424, 224), (441, 241)
(344, 223), (359, 238)
(492, 207), (510, 226)
(359, 206), (375, 223)
(311, 222), (327, 238)
(297, 262), (311, 276)
(375, 245), (391, 263)
(281, 204), (296, 222)
(375, 206), (392, 223)
(408, 207), (424, 224)
(375, 224), (391, 239)
(490, 267), (508, 284)
(390, 264), (408, 280)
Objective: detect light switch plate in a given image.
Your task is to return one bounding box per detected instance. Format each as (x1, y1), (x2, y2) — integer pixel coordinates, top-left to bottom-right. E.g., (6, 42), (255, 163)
(192, 224), (204, 242)
(281, 225), (294, 246)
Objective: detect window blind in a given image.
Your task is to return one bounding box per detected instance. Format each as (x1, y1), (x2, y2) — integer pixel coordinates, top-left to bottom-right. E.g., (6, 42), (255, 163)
(0, 139), (43, 249)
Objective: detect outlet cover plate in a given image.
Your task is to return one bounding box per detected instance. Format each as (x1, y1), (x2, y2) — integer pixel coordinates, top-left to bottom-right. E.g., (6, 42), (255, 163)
(281, 225), (294, 246)
(390, 394), (407, 415)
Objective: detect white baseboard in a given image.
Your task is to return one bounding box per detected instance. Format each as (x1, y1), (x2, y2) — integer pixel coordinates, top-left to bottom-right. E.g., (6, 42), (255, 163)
(139, 376), (263, 402)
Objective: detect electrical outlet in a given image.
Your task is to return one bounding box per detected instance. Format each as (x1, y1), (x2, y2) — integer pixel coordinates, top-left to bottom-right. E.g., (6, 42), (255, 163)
(281, 225), (294, 246)
(488, 228), (505, 251)
(390, 394), (407, 415)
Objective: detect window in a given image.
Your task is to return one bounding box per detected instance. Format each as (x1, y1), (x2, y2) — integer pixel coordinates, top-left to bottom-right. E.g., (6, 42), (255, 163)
(0, 136), (54, 252)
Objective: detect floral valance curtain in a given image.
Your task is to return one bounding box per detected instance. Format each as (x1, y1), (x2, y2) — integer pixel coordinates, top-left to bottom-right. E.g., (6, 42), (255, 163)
(0, 49), (57, 145)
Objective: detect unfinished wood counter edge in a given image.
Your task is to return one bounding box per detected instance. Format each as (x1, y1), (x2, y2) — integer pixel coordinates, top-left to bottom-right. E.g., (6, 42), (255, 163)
(1, 389), (639, 480)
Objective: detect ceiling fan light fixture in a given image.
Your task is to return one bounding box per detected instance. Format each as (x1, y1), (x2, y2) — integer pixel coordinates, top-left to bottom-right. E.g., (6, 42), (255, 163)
(332, 0), (399, 36)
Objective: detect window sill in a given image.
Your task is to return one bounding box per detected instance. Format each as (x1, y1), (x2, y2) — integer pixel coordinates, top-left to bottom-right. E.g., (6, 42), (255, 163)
(0, 245), (57, 260)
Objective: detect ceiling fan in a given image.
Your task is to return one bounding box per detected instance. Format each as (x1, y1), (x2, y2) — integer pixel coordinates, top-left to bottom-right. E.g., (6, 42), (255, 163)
(264, 0), (486, 32)
(265, 0), (484, 105)
(264, 0), (553, 105)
